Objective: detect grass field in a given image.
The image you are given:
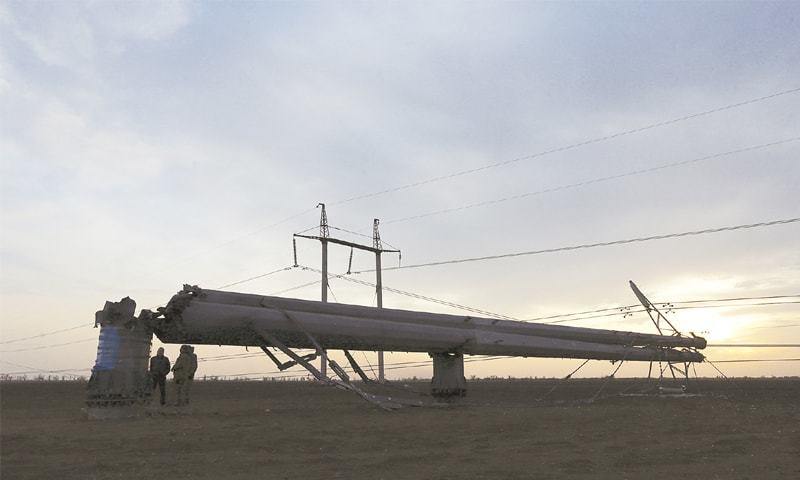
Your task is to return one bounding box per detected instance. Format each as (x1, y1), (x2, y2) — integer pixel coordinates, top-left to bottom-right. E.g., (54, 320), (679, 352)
(1, 378), (799, 479)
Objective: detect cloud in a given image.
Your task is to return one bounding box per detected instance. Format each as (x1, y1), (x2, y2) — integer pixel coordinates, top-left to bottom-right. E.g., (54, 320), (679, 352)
(2, 1), (190, 73)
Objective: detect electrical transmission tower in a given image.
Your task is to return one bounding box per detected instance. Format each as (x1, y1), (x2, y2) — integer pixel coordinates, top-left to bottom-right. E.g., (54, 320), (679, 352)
(294, 205), (400, 382)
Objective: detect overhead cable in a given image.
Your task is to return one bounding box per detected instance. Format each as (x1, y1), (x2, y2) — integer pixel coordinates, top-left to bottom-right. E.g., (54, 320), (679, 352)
(707, 344), (800, 348)
(386, 137), (800, 224)
(2, 271), (321, 352)
(202, 262), (799, 330)
(540, 300), (800, 325)
(0, 369), (90, 376)
(216, 266), (294, 290)
(333, 87), (800, 206)
(139, 87), (800, 277)
(218, 355), (509, 379)
(268, 279), (322, 296)
(525, 293), (800, 323)
(142, 354), (800, 380)
(328, 226), (401, 251)
(0, 359), (89, 377)
(712, 358), (800, 363)
(218, 354), (800, 380)
(0, 338), (96, 354)
(146, 207), (318, 277)
(0, 323), (91, 345)
(302, 265), (516, 320)
(304, 266), (799, 331)
(353, 217), (800, 273)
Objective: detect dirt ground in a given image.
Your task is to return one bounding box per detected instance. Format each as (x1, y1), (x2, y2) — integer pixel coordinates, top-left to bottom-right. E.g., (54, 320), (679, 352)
(1, 378), (798, 479)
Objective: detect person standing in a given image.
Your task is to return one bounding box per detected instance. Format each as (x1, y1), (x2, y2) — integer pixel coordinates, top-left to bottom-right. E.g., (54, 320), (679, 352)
(148, 347), (171, 406)
(172, 345), (198, 406)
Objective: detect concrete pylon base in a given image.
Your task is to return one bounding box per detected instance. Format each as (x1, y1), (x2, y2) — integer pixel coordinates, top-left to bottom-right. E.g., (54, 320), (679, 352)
(430, 352), (467, 398)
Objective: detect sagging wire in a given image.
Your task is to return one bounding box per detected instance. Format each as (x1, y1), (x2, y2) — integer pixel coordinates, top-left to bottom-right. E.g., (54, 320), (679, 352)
(537, 359), (591, 402)
(216, 266), (295, 290)
(589, 347), (635, 402)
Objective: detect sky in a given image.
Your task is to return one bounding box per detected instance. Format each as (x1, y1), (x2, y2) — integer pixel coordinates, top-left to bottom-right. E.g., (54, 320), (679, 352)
(1, 1), (799, 381)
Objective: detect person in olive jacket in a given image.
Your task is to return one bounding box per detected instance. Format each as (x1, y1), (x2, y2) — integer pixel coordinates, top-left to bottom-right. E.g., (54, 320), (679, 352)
(148, 347), (171, 406)
(172, 345), (198, 406)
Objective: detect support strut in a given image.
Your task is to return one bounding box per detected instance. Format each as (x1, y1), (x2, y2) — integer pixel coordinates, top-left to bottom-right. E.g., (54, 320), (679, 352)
(251, 303), (423, 410)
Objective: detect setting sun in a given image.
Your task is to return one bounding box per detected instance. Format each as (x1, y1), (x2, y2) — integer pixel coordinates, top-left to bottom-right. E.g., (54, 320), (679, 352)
(672, 308), (749, 342)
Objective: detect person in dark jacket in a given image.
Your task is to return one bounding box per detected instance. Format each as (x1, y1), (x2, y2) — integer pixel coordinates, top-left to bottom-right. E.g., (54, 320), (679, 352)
(172, 345), (198, 406)
(148, 347), (171, 406)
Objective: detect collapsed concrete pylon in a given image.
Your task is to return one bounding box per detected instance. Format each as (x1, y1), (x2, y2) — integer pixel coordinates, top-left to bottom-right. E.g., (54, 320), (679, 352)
(430, 352), (467, 398)
(86, 297), (154, 419)
(88, 283), (708, 413)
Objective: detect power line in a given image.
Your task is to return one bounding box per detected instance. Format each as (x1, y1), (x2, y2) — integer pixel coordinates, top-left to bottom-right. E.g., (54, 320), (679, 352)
(332, 87), (800, 206)
(707, 344), (800, 348)
(1, 271), (321, 354)
(267, 267), (800, 352)
(119, 87), (800, 294)
(0, 338), (96, 354)
(540, 301), (800, 325)
(328, 226), (401, 251)
(712, 358), (800, 363)
(672, 301), (800, 310)
(194, 348), (800, 378)
(152, 268), (319, 313)
(213, 353), (800, 380)
(354, 217), (800, 273)
(199, 353), (263, 363)
(527, 294), (800, 323)
(131, 87), (800, 282)
(217, 267), (323, 295)
(385, 137), (800, 225)
(182, 261), (800, 333)
(146, 207), (318, 277)
(268, 279), (321, 296)
(8, 277), (792, 367)
(216, 266), (295, 290)
(181, 353), (800, 380)
(0, 371), (81, 376)
(326, 282), (339, 303)
(304, 265), (516, 320)
(0, 323), (92, 345)
(307, 265), (799, 326)
(666, 294), (800, 305)
(0, 360), (89, 377)
(0, 368), (91, 376)
(8, 295), (796, 359)
(128, 89), (800, 345)
(195, 338), (800, 368)
(218, 355), (510, 379)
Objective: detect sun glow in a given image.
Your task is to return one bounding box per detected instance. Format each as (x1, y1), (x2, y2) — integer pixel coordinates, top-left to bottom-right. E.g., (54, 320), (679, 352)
(672, 308), (751, 342)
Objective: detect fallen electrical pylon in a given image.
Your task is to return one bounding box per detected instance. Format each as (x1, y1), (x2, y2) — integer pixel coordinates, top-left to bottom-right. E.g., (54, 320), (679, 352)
(85, 281), (706, 417)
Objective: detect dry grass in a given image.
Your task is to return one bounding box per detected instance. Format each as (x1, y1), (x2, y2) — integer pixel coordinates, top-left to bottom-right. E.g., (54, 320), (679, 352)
(2, 378), (799, 479)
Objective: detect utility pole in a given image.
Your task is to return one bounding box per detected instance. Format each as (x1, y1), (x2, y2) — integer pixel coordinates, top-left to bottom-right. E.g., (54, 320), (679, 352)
(373, 219), (385, 383)
(294, 206), (400, 383)
(318, 203), (329, 377)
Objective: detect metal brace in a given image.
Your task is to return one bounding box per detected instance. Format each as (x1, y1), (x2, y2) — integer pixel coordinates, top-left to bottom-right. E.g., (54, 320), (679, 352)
(250, 306), (418, 411)
(259, 345), (317, 371)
